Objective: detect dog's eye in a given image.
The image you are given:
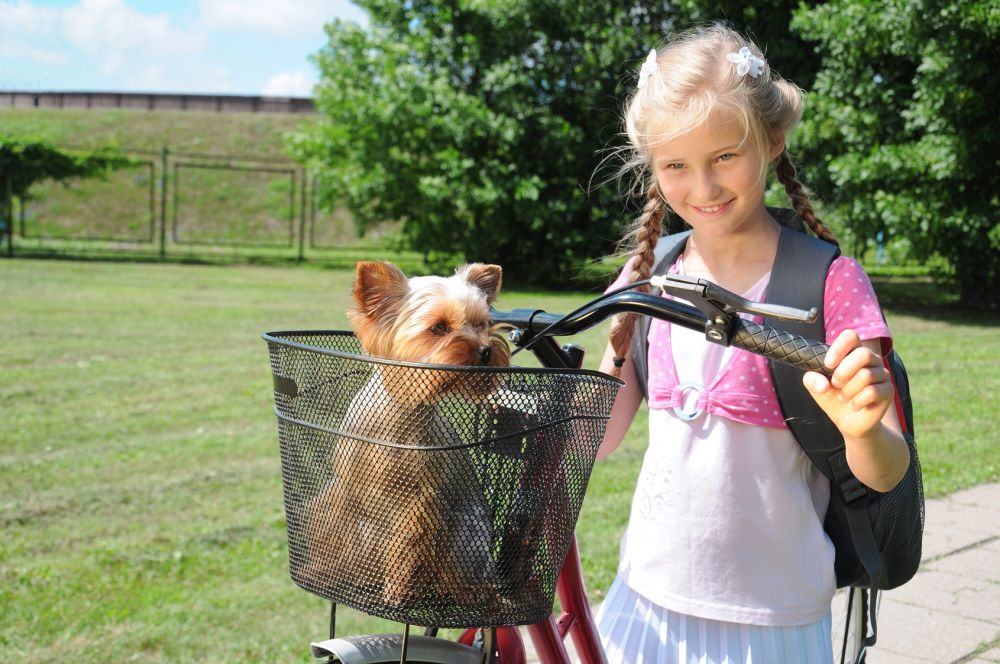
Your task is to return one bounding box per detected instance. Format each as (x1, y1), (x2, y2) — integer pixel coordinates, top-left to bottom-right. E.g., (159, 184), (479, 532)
(430, 322), (449, 335)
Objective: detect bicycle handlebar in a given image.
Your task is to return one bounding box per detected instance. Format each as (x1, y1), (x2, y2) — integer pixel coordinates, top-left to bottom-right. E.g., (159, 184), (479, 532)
(491, 290), (832, 376)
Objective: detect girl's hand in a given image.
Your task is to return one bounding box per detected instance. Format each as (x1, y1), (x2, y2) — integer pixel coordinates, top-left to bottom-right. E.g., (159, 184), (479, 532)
(802, 329), (893, 440)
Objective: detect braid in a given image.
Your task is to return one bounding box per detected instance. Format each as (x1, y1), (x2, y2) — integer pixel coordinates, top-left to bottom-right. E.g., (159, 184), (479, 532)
(608, 186), (665, 378)
(774, 150), (839, 246)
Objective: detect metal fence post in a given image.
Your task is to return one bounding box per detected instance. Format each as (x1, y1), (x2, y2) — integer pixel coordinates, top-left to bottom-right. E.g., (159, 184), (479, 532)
(298, 171), (307, 262)
(159, 146), (168, 258)
(5, 171), (12, 257)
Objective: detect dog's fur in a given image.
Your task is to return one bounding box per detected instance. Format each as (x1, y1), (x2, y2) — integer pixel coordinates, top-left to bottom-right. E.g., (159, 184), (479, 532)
(298, 261), (510, 608)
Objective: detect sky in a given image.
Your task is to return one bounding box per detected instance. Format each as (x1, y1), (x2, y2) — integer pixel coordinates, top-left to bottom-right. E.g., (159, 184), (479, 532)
(0, 0), (368, 96)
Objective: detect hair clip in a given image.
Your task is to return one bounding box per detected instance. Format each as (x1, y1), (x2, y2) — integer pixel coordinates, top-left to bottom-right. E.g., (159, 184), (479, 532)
(637, 49), (658, 90)
(726, 46), (765, 78)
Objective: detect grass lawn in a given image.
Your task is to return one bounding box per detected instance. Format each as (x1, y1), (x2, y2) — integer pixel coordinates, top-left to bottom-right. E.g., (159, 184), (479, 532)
(1, 259), (996, 662)
(0, 108), (314, 156)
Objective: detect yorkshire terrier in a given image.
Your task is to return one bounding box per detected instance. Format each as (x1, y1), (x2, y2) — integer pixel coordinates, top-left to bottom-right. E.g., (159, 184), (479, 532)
(298, 261), (511, 610)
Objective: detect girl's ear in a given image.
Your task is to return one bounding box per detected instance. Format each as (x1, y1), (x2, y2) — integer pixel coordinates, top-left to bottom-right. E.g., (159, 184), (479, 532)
(769, 135), (786, 162)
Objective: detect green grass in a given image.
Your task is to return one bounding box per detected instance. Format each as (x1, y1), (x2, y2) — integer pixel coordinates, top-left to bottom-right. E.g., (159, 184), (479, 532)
(1, 107), (381, 264)
(0, 108), (314, 156)
(1, 259), (996, 662)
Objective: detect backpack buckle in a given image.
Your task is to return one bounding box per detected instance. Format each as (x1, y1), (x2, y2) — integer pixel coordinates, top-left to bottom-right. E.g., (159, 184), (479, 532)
(839, 475), (868, 505)
(828, 451), (868, 505)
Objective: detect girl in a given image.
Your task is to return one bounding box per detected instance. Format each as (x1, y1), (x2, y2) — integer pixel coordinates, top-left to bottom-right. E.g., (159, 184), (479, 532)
(593, 26), (910, 663)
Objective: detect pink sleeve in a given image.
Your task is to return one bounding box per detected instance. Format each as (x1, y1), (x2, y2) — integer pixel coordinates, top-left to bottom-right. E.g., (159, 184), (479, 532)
(823, 257), (891, 345)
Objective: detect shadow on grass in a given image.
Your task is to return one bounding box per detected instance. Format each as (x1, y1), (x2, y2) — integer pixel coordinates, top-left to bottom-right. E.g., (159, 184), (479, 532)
(1, 246), (425, 273)
(872, 277), (1000, 327)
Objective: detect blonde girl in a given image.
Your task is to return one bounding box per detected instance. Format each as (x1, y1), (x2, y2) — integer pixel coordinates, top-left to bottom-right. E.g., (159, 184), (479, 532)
(593, 25), (910, 663)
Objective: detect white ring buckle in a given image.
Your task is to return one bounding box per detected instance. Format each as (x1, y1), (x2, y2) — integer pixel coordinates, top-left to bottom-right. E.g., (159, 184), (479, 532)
(673, 381), (705, 421)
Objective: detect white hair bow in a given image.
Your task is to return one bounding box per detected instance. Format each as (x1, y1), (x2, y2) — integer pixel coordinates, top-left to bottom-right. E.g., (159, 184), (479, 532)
(637, 49), (658, 90)
(726, 46), (765, 78)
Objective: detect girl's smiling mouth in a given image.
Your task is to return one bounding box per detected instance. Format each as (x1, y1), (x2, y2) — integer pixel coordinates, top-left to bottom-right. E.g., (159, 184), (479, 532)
(691, 198), (736, 217)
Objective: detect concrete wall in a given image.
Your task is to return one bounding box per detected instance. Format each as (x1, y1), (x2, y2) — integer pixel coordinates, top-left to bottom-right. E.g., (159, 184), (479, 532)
(0, 91), (315, 114)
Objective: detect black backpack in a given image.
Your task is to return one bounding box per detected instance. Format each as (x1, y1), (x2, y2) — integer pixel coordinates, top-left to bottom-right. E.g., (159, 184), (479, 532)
(628, 211), (924, 664)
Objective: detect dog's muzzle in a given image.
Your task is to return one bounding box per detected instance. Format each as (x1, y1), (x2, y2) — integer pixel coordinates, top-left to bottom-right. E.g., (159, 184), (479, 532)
(478, 345), (492, 364)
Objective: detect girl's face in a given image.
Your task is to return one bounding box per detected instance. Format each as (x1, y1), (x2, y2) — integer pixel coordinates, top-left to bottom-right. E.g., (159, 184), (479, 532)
(649, 110), (783, 239)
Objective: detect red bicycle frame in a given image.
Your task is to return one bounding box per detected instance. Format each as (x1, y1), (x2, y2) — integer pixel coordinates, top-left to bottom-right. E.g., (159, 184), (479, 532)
(459, 535), (606, 664)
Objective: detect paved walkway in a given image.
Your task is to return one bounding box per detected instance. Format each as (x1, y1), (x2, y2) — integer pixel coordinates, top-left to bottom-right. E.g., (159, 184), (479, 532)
(867, 482), (999, 663)
(523, 482), (1000, 663)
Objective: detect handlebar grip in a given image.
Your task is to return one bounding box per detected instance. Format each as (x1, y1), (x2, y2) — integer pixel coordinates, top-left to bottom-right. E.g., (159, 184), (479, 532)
(731, 321), (833, 377)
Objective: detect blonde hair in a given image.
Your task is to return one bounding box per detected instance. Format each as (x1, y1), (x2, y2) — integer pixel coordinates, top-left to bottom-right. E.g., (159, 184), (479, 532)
(608, 25), (838, 377)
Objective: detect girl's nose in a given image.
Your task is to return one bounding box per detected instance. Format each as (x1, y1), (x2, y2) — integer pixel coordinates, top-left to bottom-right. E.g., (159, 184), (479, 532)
(692, 170), (721, 201)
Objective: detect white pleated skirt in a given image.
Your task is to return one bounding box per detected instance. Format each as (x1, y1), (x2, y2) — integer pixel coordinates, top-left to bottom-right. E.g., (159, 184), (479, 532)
(595, 576), (833, 664)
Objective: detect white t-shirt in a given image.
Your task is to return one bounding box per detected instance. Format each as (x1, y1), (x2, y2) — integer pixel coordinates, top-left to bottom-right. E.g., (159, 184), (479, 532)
(617, 262), (836, 627)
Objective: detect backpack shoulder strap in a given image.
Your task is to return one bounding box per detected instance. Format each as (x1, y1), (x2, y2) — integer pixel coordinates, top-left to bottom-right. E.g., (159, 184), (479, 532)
(766, 223), (885, 597)
(765, 222), (842, 481)
(629, 231), (690, 400)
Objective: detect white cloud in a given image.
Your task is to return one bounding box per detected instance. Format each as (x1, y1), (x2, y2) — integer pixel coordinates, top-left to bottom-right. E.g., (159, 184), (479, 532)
(0, 43), (68, 65)
(0, 0), (68, 65)
(62, 0), (206, 68)
(0, 0), (59, 32)
(0, 0), (360, 93)
(124, 64), (234, 95)
(198, 0), (364, 36)
(262, 70), (314, 96)
(0, 0), (205, 76)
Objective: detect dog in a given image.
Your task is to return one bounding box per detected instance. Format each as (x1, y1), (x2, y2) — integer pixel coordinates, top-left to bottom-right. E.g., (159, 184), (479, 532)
(298, 261), (511, 611)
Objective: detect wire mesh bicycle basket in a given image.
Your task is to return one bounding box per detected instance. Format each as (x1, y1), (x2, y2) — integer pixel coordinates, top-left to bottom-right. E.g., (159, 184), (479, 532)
(263, 330), (622, 628)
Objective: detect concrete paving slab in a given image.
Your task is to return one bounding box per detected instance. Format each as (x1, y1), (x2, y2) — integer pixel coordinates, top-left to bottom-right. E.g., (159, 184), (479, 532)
(942, 484), (1000, 509)
(886, 567), (1000, 625)
(920, 526), (993, 562)
(921, 498), (1000, 561)
(869, 597), (999, 664)
(969, 644), (1000, 661)
(923, 539), (1000, 584)
(864, 648), (936, 663)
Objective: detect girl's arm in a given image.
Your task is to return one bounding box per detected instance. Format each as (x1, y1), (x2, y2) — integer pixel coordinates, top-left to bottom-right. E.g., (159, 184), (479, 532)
(596, 340), (643, 459)
(803, 330), (910, 492)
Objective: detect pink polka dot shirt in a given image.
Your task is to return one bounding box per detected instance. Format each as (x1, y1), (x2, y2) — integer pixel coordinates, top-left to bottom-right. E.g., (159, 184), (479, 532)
(609, 252), (892, 429)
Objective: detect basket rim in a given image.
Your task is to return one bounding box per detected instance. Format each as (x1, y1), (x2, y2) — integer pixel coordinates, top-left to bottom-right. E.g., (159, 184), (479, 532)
(262, 329), (624, 385)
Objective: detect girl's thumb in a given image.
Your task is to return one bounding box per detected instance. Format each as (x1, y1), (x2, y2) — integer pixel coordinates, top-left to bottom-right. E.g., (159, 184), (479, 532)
(803, 371), (831, 396)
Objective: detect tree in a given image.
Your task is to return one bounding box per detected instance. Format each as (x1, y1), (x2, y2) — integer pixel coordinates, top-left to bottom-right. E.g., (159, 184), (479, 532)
(791, 0), (1000, 308)
(0, 137), (132, 256)
(290, 1), (820, 285)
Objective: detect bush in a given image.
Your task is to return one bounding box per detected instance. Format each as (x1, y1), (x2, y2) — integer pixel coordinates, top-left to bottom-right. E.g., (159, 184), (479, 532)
(0, 137), (133, 251)
(791, 0), (1000, 309)
(290, 1), (818, 285)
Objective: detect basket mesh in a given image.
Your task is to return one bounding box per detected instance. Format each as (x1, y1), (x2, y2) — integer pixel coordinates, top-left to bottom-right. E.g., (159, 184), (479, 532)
(264, 331), (622, 627)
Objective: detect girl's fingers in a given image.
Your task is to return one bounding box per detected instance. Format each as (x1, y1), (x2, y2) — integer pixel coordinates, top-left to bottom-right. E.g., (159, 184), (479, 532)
(824, 329), (861, 372)
(838, 365), (891, 403)
(831, 345), (881, 390)
(850, 381), (894, 412)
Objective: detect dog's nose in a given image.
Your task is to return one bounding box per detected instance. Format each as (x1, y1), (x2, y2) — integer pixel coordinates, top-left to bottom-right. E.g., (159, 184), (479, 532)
(478, 345), (492, 363)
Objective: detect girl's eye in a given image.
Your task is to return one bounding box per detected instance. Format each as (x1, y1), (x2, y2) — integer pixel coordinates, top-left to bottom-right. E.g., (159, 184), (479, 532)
(430, 322), (449, 335)
(717, 153), (737, 162)
(664, 162), (684, 171)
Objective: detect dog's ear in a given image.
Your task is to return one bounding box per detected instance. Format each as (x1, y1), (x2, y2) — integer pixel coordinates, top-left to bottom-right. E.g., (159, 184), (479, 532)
(458, 263), (502, 304)
(351, 261), (409, 322)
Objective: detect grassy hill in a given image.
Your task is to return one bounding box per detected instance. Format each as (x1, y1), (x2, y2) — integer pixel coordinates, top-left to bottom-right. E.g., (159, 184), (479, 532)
(1, 108), (426, 268)
(0, 107), (315, 157)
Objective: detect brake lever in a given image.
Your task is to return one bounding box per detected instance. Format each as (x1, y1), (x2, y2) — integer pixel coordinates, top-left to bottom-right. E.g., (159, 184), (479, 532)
(649, 274), (818, 346)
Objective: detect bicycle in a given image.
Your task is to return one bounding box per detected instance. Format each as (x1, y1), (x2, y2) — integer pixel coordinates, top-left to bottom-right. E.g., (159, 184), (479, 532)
(263, 272), (869, 664)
